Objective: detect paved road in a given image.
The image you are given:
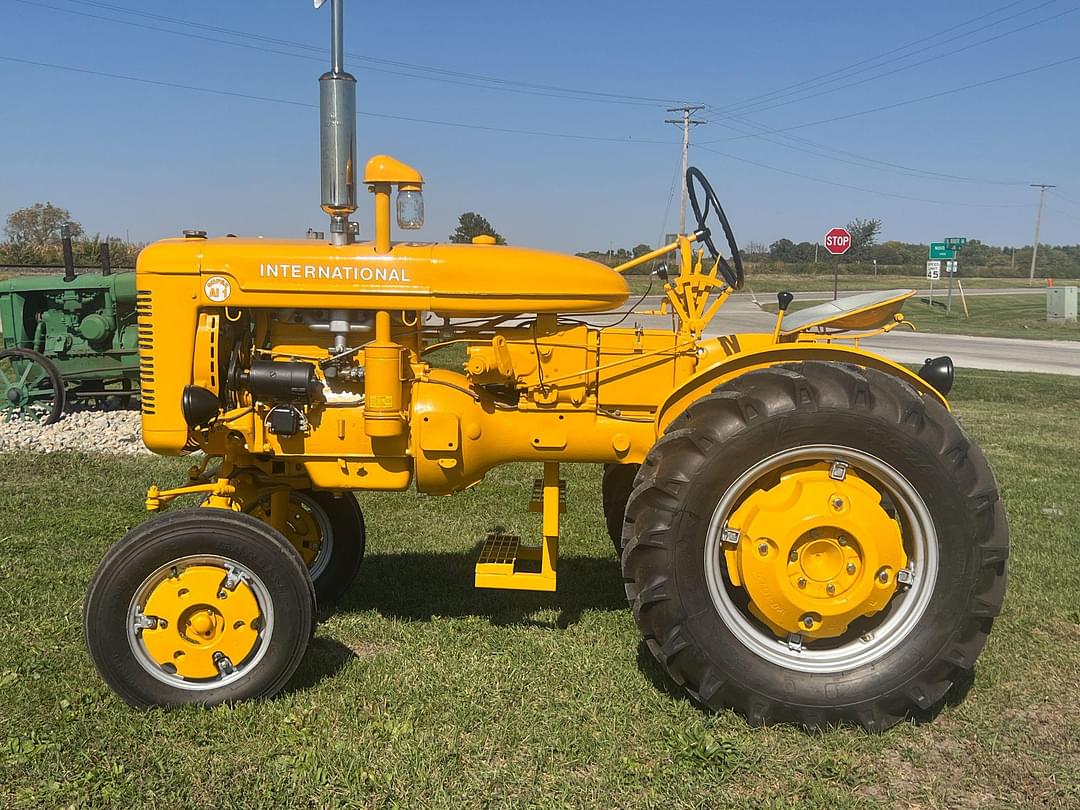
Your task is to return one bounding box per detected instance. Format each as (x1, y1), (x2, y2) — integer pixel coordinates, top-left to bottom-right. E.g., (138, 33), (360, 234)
(588, 292), (1080, 376)
(742, 286), (1044, 303)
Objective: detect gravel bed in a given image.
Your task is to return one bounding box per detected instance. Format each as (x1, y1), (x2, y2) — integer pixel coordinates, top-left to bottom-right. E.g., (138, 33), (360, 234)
(0, 407), (150, 455)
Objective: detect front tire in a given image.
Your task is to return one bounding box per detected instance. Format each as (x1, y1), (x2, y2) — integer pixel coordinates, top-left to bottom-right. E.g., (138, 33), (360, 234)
(622, 362), (1008, 730)
(245, 491), (365, 605)
(85, 509), (315, 708)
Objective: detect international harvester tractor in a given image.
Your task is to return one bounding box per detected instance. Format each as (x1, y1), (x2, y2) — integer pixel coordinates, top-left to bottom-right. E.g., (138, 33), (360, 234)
(84, 0), (1008, 730)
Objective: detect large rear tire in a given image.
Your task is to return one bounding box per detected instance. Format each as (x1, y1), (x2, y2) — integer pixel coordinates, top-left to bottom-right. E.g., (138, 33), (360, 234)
(602, 463), (639, 557)
(621, 362), (1008, 730)
(85, 509), (315, 708)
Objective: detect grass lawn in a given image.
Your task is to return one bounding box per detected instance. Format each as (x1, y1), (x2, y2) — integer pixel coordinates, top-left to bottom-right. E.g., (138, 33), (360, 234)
(1, 370), (1079, 807)
(762, 293), (1079, 342)
(904, 293), (1080, 342)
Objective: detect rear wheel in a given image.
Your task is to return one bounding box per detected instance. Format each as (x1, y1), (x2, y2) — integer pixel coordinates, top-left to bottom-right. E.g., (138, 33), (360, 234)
(622, 362), (1008, 730)
(84, 509), (315, 708)
(602, 463), (639, 557)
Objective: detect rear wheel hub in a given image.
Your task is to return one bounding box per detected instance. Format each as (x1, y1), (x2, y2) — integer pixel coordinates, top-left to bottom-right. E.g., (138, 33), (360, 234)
(725, 463), (907, 639)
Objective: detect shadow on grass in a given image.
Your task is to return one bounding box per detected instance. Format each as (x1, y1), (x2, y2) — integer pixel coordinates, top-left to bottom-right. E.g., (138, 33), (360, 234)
(282, 637), (359, 697)
(332, 547), (627, 629)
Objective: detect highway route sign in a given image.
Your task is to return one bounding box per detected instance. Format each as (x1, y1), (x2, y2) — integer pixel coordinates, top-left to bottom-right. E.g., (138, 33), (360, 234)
(929, 242), (955, 260)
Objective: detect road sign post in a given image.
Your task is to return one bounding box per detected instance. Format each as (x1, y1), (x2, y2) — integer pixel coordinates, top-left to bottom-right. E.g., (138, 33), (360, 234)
(926, 260), (941, 308)
(824, 227), (851, 300)
(943, 238), (964, 315)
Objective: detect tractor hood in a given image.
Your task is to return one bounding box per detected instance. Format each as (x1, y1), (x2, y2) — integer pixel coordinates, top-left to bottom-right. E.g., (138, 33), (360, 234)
(137, 237), (629, 316)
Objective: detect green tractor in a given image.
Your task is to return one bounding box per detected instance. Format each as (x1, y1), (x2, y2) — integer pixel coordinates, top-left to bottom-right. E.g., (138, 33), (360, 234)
(0, 233), (140, 423)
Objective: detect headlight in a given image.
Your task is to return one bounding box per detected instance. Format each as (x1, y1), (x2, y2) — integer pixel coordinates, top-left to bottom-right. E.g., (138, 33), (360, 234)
(396, 187), (424, 229)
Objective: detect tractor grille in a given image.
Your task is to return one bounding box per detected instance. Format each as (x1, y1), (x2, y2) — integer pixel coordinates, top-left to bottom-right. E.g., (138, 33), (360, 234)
(136, 291), (155, 415)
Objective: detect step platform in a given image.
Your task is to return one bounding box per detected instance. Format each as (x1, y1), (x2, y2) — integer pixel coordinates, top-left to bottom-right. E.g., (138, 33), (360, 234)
(474, 532), (556, 592)
(474, 463), (563, 592)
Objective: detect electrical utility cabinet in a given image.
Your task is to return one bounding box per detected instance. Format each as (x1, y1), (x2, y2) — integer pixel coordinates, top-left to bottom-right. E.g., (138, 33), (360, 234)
(1046, 286), (1078, 323)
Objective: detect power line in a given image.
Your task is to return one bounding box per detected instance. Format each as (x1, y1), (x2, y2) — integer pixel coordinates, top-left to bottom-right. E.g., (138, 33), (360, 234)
(708, 0), (1034, 114)
(26, 0), (682, 108)
(707, 114), (1030, 186)
(711, 2), (1077, 118)
(16, 0), (1049, 192)
(695, 144), (1034, 208)
(1, 53), (1036, 212)
(0, 54), (678, 145)
(700, 54), (1080, 142)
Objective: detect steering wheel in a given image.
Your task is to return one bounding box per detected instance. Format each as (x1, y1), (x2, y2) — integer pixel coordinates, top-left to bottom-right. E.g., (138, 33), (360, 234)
(686, 166), (744, 289)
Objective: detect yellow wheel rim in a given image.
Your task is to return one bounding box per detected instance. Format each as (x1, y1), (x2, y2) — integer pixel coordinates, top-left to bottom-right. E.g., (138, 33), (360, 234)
(248, 493), (329, 573)
(724, 462), (907, 640)
(129, 556), (271, 685)
(704, 445), (938, 674)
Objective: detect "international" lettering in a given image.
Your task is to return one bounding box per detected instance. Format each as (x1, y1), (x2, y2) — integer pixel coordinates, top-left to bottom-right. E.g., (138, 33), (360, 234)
(258, 263), (412, 283)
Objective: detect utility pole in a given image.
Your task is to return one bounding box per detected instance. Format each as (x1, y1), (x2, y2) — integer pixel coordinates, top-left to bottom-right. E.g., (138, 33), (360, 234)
(1028, 183), (1055, 285)
(665, 105), (705, 235)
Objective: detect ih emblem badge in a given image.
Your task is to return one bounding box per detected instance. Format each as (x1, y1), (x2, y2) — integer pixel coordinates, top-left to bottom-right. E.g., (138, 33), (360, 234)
(204, 276), (232, 302)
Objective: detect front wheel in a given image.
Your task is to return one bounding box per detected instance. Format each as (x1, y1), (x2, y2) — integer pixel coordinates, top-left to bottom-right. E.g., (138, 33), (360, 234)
(0, 348), (65, 424)
(84, 509), (315, 708)
(622, 362), (1008, 730)
(245, 491), (365, 605)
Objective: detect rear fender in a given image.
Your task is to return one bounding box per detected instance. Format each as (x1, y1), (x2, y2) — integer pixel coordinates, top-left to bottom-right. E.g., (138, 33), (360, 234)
(656, 341), (948, 432)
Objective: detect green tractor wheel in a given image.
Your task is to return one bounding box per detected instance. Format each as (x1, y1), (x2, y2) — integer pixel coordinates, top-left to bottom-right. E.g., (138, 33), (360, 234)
(0, 348), (65, 424)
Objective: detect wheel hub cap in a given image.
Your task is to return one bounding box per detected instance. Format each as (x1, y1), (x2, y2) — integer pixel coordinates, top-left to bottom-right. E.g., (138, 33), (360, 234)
(249, 499), (324, 568)
(724, 463), (907, 640)
(138, 565), (262, 679)
(6, 386), (22, 405)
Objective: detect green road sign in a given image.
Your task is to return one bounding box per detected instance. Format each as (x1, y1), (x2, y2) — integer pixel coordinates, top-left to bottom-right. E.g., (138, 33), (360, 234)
(944, 237), (967, 248)
(929, 242), (955, 260)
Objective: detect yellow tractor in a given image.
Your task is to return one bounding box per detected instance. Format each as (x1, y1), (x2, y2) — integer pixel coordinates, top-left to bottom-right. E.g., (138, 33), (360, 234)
(84, 0), (1007, 730)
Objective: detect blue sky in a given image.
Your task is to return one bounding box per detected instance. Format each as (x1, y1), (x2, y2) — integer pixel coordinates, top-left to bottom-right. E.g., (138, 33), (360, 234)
(1, 0), (1078, 253)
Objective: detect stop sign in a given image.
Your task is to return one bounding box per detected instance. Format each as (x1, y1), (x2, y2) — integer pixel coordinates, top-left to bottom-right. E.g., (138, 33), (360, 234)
(824, 227), (851, 255)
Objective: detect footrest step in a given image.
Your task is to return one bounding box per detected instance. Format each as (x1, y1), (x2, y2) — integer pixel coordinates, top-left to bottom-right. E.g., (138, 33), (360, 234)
(528, 478), (567, 513)
(475, 532), (556, 592)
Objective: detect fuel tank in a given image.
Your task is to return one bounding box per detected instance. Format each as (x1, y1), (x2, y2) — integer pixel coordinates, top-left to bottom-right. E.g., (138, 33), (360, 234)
(137, 236), (629, 316)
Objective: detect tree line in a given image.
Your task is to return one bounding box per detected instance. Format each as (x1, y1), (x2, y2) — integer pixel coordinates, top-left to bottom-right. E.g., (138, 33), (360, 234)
(6, 203), (1078, 279)
(584, 217), (1080, 279)
(2, 202), (141, 268)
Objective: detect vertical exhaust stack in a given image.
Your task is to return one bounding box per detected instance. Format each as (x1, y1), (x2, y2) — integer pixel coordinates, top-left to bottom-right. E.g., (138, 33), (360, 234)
(61, 224), (76, 282)
(316, 0), (357, 246)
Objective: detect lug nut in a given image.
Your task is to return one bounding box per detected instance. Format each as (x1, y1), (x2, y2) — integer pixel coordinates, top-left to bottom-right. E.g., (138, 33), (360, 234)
(826, 583), (836, 594)
(878, 570), (889, 584)
(757, 542), (769, 556)
(837, 535), (847, 546)
(797, 577), (807, 588)
(847, 562), (856, 575)
(802, 615), (814, 629)
(789, 550), (798, 562)
(831, 497), (844, 510)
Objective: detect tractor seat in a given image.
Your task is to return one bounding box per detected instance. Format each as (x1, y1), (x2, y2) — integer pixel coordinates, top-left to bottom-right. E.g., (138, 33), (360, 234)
(778, 289), (916, 336)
